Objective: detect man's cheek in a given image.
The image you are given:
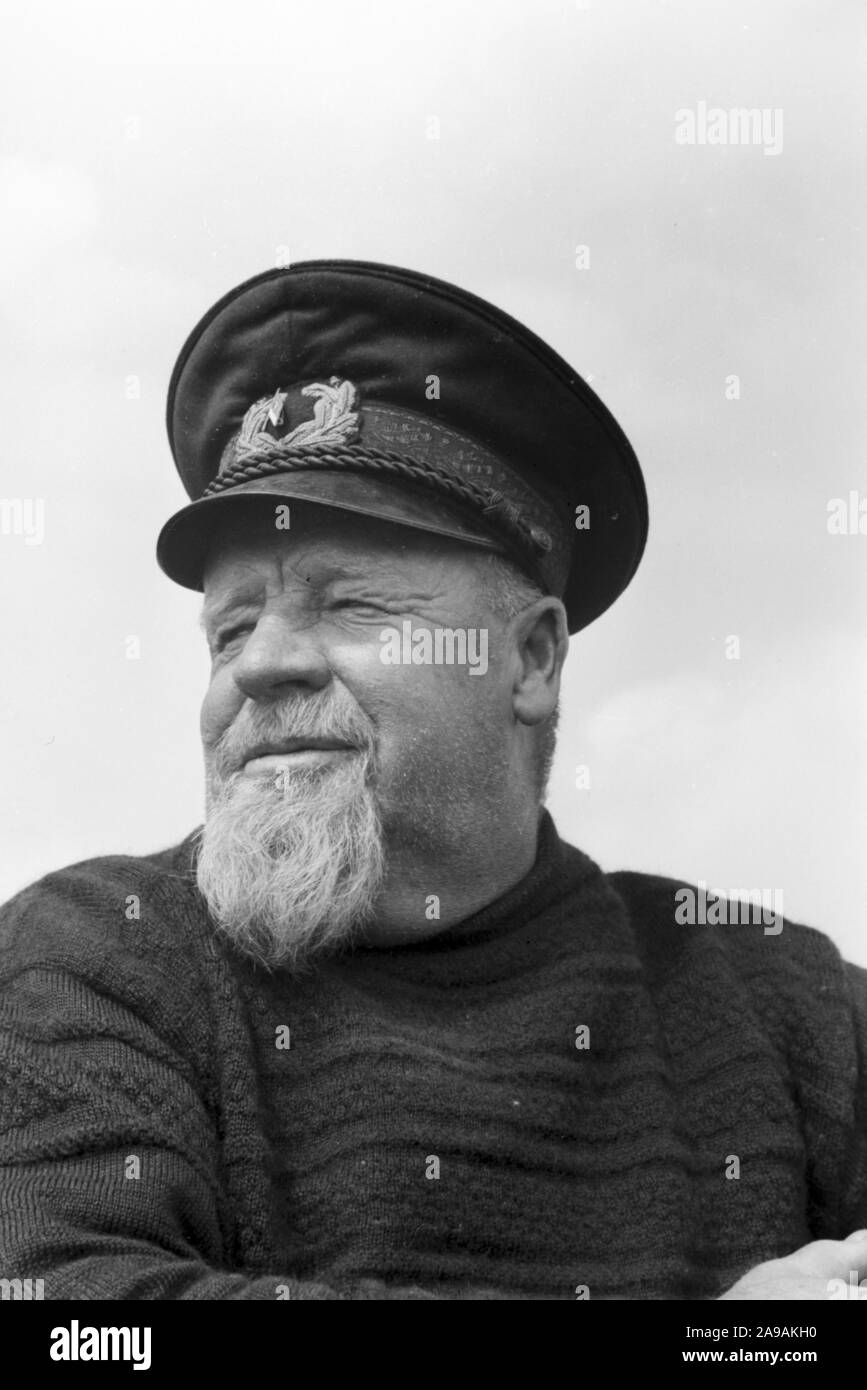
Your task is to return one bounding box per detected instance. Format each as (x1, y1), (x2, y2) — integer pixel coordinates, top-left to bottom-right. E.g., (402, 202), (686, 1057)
(200, 669), (244, 749)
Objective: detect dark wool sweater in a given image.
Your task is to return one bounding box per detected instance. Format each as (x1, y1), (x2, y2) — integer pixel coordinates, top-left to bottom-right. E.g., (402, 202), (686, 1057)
(1, 812), (865, 1301)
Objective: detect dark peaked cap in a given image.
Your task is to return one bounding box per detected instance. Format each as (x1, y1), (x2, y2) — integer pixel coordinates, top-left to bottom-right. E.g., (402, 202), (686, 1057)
(157, 260), (648, 633)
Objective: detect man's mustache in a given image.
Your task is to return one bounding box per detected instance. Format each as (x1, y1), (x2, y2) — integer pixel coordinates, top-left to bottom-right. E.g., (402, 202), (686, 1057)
(211, 697), (375, 778)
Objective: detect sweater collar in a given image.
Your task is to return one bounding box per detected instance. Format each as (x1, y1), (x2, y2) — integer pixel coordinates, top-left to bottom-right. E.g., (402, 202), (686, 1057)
(371, 809), (601, 954)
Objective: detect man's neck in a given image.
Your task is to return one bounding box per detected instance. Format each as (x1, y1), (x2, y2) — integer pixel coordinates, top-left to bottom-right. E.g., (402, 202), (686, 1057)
(360, 802), (543, 947)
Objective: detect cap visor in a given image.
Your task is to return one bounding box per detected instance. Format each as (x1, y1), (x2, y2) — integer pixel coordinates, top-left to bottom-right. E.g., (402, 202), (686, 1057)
(156, 470), (505, 590)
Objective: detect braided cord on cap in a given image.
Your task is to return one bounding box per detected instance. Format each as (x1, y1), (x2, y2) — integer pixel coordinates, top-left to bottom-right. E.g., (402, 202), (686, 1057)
(204, 444), (553, 571)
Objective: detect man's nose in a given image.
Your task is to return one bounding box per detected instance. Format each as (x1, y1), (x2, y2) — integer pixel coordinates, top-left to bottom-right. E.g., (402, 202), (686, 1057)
(231, 613), (331, 700)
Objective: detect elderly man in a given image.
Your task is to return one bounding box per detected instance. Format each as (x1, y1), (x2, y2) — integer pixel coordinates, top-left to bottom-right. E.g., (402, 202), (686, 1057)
(0, 262), (865, 1302)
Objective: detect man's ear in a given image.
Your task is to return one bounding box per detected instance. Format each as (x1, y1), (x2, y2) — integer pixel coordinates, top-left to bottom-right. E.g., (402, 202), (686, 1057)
(510, 598), (569, 728)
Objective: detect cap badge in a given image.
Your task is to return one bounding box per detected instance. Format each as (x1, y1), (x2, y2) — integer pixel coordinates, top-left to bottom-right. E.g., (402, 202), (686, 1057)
(235, 376), (360, 461)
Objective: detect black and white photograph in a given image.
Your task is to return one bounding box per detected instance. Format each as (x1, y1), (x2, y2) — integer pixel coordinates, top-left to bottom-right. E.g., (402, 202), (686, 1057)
(0, 0), (865, 1357)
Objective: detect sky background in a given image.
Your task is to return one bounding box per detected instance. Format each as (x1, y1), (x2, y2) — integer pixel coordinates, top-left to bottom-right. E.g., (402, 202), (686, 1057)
(1, 0), (865, 963)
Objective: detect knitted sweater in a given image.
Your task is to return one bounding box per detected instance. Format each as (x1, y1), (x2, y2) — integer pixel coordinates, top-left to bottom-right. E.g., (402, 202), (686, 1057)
(0, 812), (865, 1301)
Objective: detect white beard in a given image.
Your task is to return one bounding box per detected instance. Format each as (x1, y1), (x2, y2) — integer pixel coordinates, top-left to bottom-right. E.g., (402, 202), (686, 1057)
(195, 695), (384, 973)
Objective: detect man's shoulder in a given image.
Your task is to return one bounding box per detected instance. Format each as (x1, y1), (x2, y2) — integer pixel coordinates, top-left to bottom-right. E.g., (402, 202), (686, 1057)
(0, 832), (222, 1104)
(0, 831), (205, 967)
(600, 862), (863, 1009)
(0, 830), (202, 907)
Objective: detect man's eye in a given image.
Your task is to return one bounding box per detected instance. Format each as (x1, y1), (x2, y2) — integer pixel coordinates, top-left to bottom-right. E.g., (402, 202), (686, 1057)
(332, 599), (383, 615)
(215, 623), (252, 651)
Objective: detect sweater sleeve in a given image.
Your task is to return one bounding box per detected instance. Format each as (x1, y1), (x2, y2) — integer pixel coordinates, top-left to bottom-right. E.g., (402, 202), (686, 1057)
(838, 961), (867, 1233)
(0, 858), (441, 1302)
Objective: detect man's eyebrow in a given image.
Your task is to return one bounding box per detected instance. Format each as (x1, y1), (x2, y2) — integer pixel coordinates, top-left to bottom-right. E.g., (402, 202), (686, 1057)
(197, 562), (411, 632)
(198, 593), (260, 632)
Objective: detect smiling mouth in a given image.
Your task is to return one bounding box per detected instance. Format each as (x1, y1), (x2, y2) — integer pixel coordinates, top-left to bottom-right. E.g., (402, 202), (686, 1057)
(240, 738), (358, 773)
